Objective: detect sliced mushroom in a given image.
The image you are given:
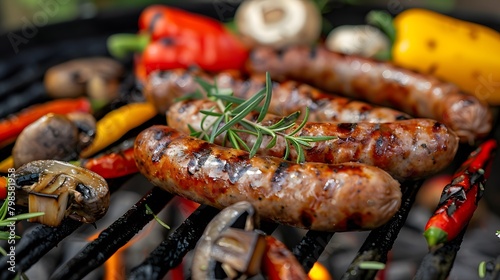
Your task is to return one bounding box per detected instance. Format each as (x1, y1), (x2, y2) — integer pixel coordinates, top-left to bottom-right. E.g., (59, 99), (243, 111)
(325, 25), (391, 58)
(211, 228), (267, 277)
(192, 201), (259, 280)
(12, 113), (96, 168)
(44, 57), (124, 102)
(235, 0), (322, 48)
(15, 160), (110, 226)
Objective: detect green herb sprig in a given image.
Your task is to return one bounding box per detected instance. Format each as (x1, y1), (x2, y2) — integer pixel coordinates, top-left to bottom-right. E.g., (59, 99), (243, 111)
(184, 72), (336, 163)
(145, 204), (170, 230)
(0, 194), (44, 242)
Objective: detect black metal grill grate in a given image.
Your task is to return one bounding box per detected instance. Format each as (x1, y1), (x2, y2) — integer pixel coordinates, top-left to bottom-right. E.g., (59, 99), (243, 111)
(1, 3), (500, 280)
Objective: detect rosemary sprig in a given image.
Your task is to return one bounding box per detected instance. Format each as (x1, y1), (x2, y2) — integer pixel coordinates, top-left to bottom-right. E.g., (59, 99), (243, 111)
(188, 72), (336, 163)
(0, 192), (44, 240)
(145, 204), (170, 230)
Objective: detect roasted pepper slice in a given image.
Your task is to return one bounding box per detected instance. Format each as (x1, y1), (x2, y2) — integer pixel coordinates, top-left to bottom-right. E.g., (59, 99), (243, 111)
(80, 102), (157, 158)
(423, 139), (497, 247)
(108, 5), (248, 76)
(0, 98), (91, 147)
(82, 145), (137, 179)
(369, 9), (500, 105)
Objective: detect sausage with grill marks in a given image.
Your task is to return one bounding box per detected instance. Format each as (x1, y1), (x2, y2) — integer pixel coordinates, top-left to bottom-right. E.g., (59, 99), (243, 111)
(134, 125), (402, 232)
(144, 68), (411, 122)
(167, 99), (459, 181)
(245, 46), (492, 144)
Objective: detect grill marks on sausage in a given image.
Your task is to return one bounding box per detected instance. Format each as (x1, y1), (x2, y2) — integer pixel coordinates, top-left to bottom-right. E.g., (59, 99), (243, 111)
(187, 142), (213, 175)
(271, 162), (290, 193)
(135, 126), (403, 231)
(336, 123), (358, 133)
(148, 67), (411, 125)
(224, 155), (251, 184)
(150, 128), (178, 163)
(245, 45), (492, 142)
(168, 98), (459, 180)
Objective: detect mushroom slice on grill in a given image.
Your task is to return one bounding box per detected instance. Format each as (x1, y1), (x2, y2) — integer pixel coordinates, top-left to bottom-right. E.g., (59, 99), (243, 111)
(192, 201), (309, 279)
(15, 160), (110, 227)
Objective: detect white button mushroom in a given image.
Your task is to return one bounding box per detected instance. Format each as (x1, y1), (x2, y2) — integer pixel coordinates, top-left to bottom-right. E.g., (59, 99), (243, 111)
(235, 0), (322, 48)
(325, 25), (391, 59)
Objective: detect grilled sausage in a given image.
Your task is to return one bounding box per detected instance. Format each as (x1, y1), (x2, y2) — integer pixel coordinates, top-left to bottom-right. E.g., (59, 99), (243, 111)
(245, 46), (492, 144)
(167, 99), (459, 181)
(134, 125), (402, 232)
(144, 69), (410, 122)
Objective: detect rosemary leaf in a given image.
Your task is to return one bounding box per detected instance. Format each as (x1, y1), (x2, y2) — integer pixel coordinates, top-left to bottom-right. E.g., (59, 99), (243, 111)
(249, 129), (264, 158)
(231, 88), (266, 115)
(291, 140), (306, 163)
(195, 77), (216, 96)
(266, 135), (278, 149)
(230, 130), (251, 152)
(267, 111), (301, 130)
(188, 72), (335, 164)
(290, 138), (313, 148)
(209, 113), (225, 143)
(215, 95), (265, 139)
(285, 138), (293, 161)
(289, 107), (311, 136)
(227, 129), (241, 150)
(199, 109), (222, 117)
(211, 93), (247, 105)
(257, 72), (273, 123)
(299, 135), (337, 142)
(6, 212), (45, 221)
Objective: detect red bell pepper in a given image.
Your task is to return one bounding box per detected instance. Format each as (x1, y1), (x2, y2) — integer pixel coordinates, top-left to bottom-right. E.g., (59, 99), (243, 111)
(81, 145), (138, 179)
(0, 98), (91, 147)
(138, 5), (226, 40)
(423, 139), (497, 247)
(108, 5), (248, 79)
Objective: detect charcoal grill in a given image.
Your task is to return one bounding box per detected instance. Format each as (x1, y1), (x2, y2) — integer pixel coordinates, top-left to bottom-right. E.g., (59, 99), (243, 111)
(1, 2), (500, 280)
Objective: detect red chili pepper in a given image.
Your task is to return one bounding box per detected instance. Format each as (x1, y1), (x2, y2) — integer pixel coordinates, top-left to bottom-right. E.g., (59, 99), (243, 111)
(0, 98), (91, 147)
(262, 235), (311, 280)
(82, 146), (138, 179)
(423, 139), (497, 247)
(108, 5), (248, 76)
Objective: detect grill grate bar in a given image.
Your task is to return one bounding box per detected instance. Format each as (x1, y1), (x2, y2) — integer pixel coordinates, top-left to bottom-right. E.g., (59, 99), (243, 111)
(293, 230), (335, 273)
(0, 218), (82, 280)
(128, 204), (220, 280)
(414, 229), (466, 280)
(341, 180), (422, 280)
(50, 187), (173, 280)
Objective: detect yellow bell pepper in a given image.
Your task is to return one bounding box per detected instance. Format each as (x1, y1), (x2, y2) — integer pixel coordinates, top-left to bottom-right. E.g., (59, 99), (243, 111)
(80, 102), (157, 158)
(0, 156), (13, 173)
(391, 8), (500, 105)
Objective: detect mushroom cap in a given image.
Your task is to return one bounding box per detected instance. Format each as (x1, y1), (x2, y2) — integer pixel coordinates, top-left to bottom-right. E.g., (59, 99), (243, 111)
(44, 57), (124, 99)
(12, 113), (96, 168)
(235, 0), (322, 49)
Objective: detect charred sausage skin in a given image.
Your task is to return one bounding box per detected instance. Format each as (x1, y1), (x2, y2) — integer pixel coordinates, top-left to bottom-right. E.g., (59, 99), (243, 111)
(134, 125), (402, 232)
(245, 46), (492, 143)
(144, 69), (410, 122)
(167, 99), (459, 181)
